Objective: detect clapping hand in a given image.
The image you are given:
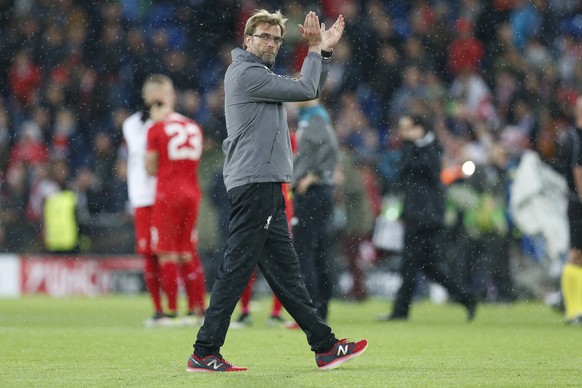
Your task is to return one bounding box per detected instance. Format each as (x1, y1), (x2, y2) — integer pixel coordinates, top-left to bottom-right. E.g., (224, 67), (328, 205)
(299, 11), (323, 48)
(321, 15), (345, 51)
(300, 12), (345, 53)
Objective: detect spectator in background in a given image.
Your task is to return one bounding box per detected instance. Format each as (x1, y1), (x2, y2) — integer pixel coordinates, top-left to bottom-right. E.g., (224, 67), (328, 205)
(388, 64), (427, 127)
(402, 35), (434, 71)
(511, 97), (538, 145)
(37, 24), (67, 71)
(164, 49), (199, 93)
(198, 43), (236, 92)
(369, 42), (402, 126)
(321, 40), (359, 108)
(124, 28), (155, 106)
(8, 49), (41, 111)
(145, 74), (206, 324)
(108, 158), (128, 214)
(30, 105), (53, 147)
(449, 66), (497, 129)
(29, 103), (50, 145)
(200, 86), (227, 142)
(51, 107), (90, 173)
(379, 114), (477, 322)
(90, 131), (117, 212)
(177, 89), (204, 123)
(7, 121), (49, 173)
(52, 108), (76, 160)
(447, 18), (484, 78)
(0, 162), (36, 253)
(70, 166), (101, 221)
(281, 0), (305, 49)
(421, 2), (453, 78)
(291, 97), (339, 322)
(335, 91), (379, 159)
(508, 0), (540, 52)
(524, 37), (553, 74)
(26, 160), (59, 227)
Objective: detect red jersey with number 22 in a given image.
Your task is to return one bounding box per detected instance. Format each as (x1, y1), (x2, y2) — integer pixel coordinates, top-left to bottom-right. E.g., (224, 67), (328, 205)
(146, 112), (203, 201)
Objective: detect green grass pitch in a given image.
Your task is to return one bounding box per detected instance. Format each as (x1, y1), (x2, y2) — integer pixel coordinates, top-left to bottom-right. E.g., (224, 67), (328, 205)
(1, 295), (581, 387)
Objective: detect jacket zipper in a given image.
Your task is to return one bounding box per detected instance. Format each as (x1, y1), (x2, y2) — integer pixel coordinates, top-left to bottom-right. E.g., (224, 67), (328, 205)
(267, 131), (278, 163)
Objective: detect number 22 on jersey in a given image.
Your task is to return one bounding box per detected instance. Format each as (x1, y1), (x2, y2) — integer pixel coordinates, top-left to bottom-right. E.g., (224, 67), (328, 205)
(165, 122), (202, 161)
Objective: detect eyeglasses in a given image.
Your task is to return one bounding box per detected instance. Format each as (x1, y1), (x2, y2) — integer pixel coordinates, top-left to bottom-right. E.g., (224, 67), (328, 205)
(249, 33), (284, 46)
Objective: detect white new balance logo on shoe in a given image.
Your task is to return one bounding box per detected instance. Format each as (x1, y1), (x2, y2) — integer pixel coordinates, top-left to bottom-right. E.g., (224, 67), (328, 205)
(207, 359), (224, 370)
(337, 344), (348, 356)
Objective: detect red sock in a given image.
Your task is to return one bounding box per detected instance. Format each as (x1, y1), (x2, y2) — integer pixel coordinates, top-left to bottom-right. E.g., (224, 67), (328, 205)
(240, 271), (256, 314)
(144, 254), (163, 313)
(180, 257), (206, 314)
(160, 261), (179, 314)
(271, 295), (282, 317)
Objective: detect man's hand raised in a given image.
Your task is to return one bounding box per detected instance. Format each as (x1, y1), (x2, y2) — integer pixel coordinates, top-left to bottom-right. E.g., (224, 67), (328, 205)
(299, 11), (323, 51)
(321, 15), (345, 52)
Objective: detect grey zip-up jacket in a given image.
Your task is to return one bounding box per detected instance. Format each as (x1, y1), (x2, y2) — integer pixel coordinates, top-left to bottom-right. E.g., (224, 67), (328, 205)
(222, 48), (328, 191)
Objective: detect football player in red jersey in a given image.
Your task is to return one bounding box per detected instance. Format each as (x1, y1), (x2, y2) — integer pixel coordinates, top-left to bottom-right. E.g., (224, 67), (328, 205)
(145, 74), (206, 323)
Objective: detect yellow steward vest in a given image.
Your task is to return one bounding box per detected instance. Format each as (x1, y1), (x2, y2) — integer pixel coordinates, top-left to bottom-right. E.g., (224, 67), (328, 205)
(43, 191), (78, 251)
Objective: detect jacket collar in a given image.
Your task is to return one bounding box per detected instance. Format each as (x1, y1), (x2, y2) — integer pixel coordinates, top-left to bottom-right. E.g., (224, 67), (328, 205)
(231, 47), (273, 69)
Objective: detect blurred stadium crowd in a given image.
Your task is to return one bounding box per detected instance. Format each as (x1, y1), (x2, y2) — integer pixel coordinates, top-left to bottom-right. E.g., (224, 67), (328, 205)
(1, 0), (582, 301)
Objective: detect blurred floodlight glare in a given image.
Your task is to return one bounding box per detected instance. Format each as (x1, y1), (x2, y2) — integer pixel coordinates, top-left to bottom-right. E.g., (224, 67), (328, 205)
(462, 161), (476, 177)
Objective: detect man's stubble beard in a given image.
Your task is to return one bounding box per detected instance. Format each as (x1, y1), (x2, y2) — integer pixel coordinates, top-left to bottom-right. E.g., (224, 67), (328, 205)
(261, 53), (275, 67)
(251, 43), (277, 67)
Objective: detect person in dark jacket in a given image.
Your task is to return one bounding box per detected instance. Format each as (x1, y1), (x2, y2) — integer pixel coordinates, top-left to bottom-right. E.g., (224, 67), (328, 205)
(380, 114), (477, 321)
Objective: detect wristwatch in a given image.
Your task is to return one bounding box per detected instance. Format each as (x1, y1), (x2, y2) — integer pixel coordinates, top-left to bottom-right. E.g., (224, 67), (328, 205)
(321, 49), (333, 60)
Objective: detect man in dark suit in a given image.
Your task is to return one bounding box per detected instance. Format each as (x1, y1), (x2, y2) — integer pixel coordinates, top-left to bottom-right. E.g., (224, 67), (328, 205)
(380, 114), (477, 321)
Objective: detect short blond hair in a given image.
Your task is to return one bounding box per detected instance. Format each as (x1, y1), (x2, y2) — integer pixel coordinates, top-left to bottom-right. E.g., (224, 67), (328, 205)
(142, 74), (174, 98)
(243, 9), (287, 48)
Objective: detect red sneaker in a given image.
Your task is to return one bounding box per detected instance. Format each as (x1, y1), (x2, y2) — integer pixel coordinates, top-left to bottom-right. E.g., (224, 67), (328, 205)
(315, 339), (368, 370)
(186, 354), (247, 372)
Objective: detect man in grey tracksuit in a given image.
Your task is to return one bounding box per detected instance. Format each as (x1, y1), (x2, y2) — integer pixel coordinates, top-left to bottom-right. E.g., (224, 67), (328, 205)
(292, 98), (339, 322)
(190, 10), (367, 372)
